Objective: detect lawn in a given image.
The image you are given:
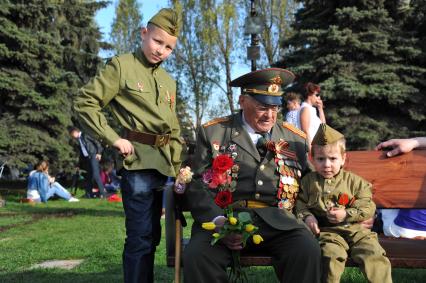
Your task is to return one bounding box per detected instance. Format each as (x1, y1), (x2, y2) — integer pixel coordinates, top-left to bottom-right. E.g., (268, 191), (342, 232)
(0, 190), (425, 283)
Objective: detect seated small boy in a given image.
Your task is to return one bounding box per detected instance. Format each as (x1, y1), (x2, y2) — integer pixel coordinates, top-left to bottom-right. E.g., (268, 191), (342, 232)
(296, 124), (391, 283)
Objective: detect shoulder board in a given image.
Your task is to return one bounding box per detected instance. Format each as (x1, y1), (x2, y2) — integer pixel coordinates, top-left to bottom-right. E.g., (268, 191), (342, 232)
(282, 122), (307, 139)
(202, 116), (231, 128)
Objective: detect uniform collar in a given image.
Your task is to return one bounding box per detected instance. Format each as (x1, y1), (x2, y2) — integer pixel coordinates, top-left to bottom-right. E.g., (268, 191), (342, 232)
(135, 48), (162, 70)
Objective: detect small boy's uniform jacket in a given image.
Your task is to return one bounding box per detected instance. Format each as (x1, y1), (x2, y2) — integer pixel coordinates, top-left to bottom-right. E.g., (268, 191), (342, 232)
(296, 169), (392, 283)
(296, 169), (375, 226)
(74, 48), (184, 177)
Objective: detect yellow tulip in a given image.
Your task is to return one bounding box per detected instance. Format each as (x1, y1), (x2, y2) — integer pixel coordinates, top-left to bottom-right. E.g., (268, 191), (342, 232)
(253, 234), (264, 245)
(245, 224), (255, 232)
(213, 233), (220, 238)
(229, 217), (238, 225)
(201, 222), (216, 230)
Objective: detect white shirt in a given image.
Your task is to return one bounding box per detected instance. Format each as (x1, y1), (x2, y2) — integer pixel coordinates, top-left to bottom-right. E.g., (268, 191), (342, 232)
(77, 132), (89, 157)
(300, 102), (321, 141)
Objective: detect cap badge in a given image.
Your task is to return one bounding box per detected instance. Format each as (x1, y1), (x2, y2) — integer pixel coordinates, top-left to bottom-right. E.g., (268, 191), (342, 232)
(268, 84), (279, 93)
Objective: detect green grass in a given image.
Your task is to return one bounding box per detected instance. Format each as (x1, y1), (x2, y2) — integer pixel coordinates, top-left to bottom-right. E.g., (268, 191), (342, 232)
(0, 191), (425, 283)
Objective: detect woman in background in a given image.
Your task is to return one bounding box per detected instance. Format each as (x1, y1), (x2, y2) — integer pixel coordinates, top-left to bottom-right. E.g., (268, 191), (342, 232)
(300, 82), (326, 145)
(27, 160), (79, 203)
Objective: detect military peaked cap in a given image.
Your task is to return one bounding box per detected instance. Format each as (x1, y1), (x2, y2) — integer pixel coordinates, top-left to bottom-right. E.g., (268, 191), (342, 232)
(230, 68), (295, 105)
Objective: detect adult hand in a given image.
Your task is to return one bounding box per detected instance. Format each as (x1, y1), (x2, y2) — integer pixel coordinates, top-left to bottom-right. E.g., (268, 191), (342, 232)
(359, 217), (374, 229)
(113, 138), (134, 157)
(327, 207), (347, 224)
(95, 154), (102, 161)
(375, 138), (418, 157)
(221, 233), (244, 250)
(315, 97), (324, 109)
(305, 215), (320, 235)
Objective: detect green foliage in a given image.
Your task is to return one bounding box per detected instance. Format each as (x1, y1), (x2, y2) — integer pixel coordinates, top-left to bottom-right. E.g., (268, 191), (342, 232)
(278, 0), (426, 149)
(110, 0), (142, 55)
(0, 0), (107, 171)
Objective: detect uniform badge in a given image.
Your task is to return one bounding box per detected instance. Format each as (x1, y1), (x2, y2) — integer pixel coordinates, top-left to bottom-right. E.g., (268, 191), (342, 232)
(137, 82), (144, 92)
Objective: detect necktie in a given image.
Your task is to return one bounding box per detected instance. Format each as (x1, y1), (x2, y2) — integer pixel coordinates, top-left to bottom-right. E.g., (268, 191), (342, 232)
(256, 132), (269, 157)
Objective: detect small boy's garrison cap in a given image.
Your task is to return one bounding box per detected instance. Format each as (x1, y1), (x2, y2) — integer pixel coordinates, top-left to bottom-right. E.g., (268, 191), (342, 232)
(312, 124), (344, 145)
(148, 8), (180, 36)
(230, 68), (295, 106)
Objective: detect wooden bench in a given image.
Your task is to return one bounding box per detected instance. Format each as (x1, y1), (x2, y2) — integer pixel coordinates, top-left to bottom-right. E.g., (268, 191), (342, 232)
(165, 150), (426, 283)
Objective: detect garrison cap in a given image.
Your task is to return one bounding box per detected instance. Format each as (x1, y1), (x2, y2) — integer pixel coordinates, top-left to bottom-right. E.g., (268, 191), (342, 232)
(312, 124), (345, 146)
(230, 68), (295, 105)
(148, 8), (181, 37)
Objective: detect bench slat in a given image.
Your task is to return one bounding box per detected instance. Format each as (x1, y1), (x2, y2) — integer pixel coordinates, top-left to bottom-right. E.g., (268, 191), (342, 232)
(344, 150), (426, 208)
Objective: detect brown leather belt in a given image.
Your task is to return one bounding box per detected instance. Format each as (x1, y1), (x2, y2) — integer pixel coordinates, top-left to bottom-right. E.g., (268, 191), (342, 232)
(125, 129), (170, 147)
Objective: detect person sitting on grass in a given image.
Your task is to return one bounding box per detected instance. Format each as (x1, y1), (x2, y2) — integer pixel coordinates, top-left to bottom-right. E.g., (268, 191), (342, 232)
(27, 160), (79, 203)
(296, 124), (391, 283)
(100, 160), (120, 194)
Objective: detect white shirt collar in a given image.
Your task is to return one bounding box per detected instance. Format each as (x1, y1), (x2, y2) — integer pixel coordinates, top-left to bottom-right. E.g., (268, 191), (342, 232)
(241, 112), (266, 145)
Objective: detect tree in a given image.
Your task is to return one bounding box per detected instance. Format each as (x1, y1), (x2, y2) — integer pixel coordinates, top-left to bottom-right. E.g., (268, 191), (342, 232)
(278, 0), (426, 149)
(110, 0), (142, 55)
(0, 0), (107, 171)
(250, 0), (297, 67)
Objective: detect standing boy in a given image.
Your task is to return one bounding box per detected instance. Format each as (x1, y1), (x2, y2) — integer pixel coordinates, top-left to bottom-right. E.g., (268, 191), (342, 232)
(74, 8), (184, 283)
(296, 124), (391, 283)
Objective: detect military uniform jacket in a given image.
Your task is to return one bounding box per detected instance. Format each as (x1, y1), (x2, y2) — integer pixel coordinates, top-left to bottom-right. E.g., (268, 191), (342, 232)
(186, 113), (310, 231)
(74, 48), (183, 177)
(296, 170), (375, 226)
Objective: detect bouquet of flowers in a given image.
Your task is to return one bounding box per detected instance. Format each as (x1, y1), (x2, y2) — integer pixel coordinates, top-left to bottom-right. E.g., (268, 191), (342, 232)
(200, 153), (263, 283)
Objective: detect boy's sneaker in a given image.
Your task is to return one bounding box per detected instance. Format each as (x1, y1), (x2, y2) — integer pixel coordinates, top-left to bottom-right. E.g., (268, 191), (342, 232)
(68, 197), (80, 202)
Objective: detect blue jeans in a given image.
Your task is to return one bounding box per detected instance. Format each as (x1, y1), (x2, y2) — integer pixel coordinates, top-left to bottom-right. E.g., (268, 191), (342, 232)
(46, 182), (71, 200)
(121, 169), (167, 283)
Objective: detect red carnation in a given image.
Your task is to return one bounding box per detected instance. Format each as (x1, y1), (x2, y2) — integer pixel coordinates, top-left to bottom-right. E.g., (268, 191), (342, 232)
(209, 172), (229, 189)
(337, 193), (349, 206)
(215, 190), (233, 208)
(212, 154), (234, 173)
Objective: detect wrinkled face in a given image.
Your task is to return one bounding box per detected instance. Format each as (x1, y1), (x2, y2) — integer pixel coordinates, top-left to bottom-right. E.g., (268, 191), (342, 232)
(286, 100), (299, 111)
(141, 25), (177, 64)
(312, 144), (346, 179)
(239, 95), (278, 133)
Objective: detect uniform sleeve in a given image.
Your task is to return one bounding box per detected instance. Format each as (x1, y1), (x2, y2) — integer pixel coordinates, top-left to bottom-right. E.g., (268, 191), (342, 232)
(295, 175), (314, 220)
(74, 57), (122, 146)
(169, 90), (185, 176)
(345, 176), (376, 223)
(184, 126), (223, 224)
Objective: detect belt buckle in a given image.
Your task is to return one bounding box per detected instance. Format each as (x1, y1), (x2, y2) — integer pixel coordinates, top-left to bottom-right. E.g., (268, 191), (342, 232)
(155, 134), (169, 147)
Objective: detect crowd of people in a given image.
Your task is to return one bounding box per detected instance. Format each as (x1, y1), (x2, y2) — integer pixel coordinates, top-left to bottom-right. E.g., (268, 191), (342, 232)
(21, 6), (424, 283)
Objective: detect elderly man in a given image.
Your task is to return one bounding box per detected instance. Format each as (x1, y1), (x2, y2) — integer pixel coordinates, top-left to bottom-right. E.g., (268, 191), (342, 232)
(183, 68), (321, 283)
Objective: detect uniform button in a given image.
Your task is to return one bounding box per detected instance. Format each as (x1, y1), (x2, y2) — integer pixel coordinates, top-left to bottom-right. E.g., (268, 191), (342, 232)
(327, 179), (332, 184)
(326, 190), (331, 194)
(159, 85), (163, 88)
(255, 193), (260, 199)
(259, 165), (265, 171)
(234, 131), (239, 136)
(257, 180), (263, 186)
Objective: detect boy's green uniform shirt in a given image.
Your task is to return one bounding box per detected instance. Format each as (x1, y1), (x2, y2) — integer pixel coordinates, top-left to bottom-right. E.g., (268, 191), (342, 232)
(74, 48), (184, 177)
